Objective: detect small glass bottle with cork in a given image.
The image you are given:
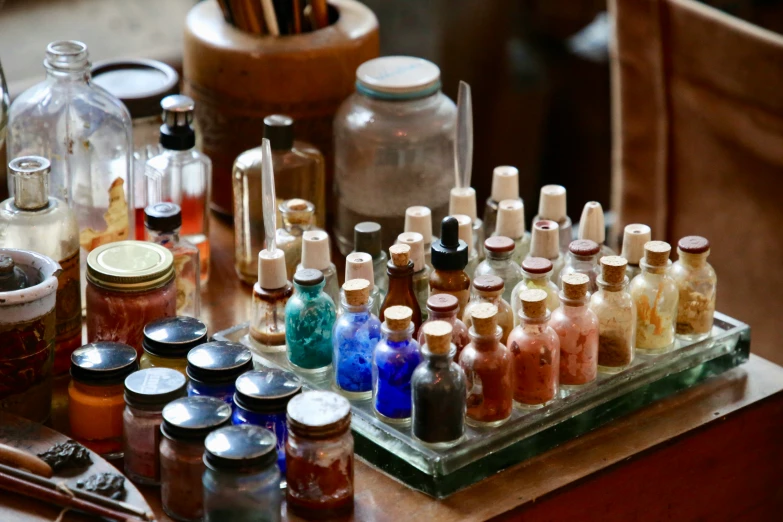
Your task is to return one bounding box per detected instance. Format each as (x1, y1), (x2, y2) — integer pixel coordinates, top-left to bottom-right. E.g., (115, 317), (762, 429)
(527, 220), (565, 282)
(590, 256), (636, 373)
(494, 198), (531, 265)
(429, 216), (471, 318)
(532, 185), (572, 253)
(474, 236), (522, 304)
(559, 239), (601, 293)
(250, 249), (293, 352)
(670, 236), (716, 342)
(550, 273), (599, 388)
(344, 252), (381, 316)
(620, 224), (651, 281)
(296, 230), (340, 305)
(285, 269), (336, 374)
(455, 214), (479, 277)
(417, 294), (471, 360)
(463, 275), (514, 344)
(396, 231), (431, 320)
(577, 201), (616, 258)
(380, 244), (423, 336)
(630, 241), (679, 353)
(404, 205), (436, 271)
(511, 257), (561, 326)
(353, 221), (388, 296)
(483, 166), (522, 240)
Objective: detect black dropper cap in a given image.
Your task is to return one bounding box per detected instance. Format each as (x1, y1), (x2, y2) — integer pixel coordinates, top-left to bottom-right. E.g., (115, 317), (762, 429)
(145, 202), (182, 232)
(159, 95), (196, 151)
(263, 115), (294, 150)
(431, 217), (468, 270)
(354, 222), (382, 258)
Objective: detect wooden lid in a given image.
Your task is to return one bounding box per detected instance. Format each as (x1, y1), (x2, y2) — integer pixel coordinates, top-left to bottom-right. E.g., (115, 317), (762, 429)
(385, 306), (412, 331)
(343, 278), (370, 305)
(521, 289), (547, 319)
(473, 275), (504, 293)
(427, 293), (459, 313)
(569, 239), (600, 256)
(644, 241), (671, 267)
(522, 257), (553, 275)
(601, 255), (627, 284)
(471, 303), (498, 336)
(423, 320), (453, 354)
(287, 198), (309, 211)
(390, 243), (411, 267)
(484, 236), (514, 253)
(562, 273), (589, 300)
(678, 236), (710, 254)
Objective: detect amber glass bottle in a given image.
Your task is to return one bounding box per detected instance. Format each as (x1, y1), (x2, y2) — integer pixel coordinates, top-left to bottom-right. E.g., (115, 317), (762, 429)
(380, 244), (423, 336)
(429, 216), (470, 317)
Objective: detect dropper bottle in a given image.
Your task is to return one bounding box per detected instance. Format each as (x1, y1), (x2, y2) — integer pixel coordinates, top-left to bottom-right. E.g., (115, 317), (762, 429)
(483, 166), (522, 240)
(429, 216), (470, 318)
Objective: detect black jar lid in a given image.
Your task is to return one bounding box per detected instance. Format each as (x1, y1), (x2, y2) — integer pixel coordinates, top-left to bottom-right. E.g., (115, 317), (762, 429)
(144, 202), (182, 233)
(143, 316), (208, 358)
(234, 369), (302, 414)
(186, 341), (253, 385)
(90, 59), (179, 119)
(287, 391), (351, 439)
(71, 342), (139, 386)
(293, 268), (324, 286)
(263, 114), (294, 151)
(161, 396), (232, 441)
(204, 425), (278, 473)
(124, 368), (187, 409)
(431, 216), (468, 270)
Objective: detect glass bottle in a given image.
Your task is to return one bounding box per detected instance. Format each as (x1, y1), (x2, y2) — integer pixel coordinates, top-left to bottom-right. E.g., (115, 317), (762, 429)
(380, 244), (423, 336)
(285, 269), (336, 373)
(559, 239), (601, 293)
(344, 252), (381, 317)
(511, 257), (561, 326)
(533, 185), (572, 254)
(527, 219), (564, 282)
(484, 166), (521, 241)
(590, 256), (636, 373)
(620, 224), (651, 281)
(404, 206), (436, 272)
(250, 249), (293, 352)
(333, 279), (382, 400)
(397, 232), (431, 321)
(334, 56), (456, 255)
(203, 425), (281, 522)
(494, 198), (531, 266)
(671, 236), (717, 342)
(296, 230), (339, 305)
(140, 316), (208, 375)
(372, 306), (421, 425)
(411, 321), (466, 448)
(186, 341), (253, 405)
(507, 289), (560, 407)
(0, 156), (81, 375)
(577, 201), (616, 258)
(455, 214), (479, 277)
(146, 95), (211, 284)
(429, 216), (470, 318)
(463, 275), (514, 344)
(0, 59), (7, 167)
(144, 202), (201, 317)
(353, 221), (388, 296)
(418, 294), (471, 360)
(630, 241), (679, 353)
(550, 274), (599, 388)
(475, 236), (521, 303)
(459, 304), (513, 427)
(451, 187), (484, 261)
(275, 199), (318, 282)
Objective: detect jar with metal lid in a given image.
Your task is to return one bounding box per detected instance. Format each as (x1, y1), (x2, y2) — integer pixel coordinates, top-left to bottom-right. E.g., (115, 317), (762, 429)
(232, 369), (302, 473)
(285, 390), (353, 519)
(186, 341), (253, 404)
(160, 396), (232, 522)
(123, 367), (187, 485)
(203, 425), (281, 522)
(140, 316), (208, 375)
(69, 342), (138, 457)
(86, 240), (177, 355)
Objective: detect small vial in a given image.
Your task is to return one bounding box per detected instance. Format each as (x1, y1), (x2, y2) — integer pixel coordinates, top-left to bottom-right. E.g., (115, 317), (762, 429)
(494, 198), (531, 265)
(620, 224), (651, 281)
(397, 232), (431, 321)
(671, 236), (716, 342)
(418, 294), (471, 360)
(379, 244), (423, 336)
(577, 201), (616, 258)
(511, 257), (561, 326)
(404, 206), (435, 271)
(285, 269), (336, 373)
(484, 166), (522, 241)
(550, 273), (599, 388)
(533, 185), (572, 253)
(276, 199), (320, 281)
(474, 236), (522, 304)
(296, 230), (339, 305)
(590, 256), (636, 373)
(429, 217), (471, 318)
(527, 219), (565, 282)
(455, 214), (479, 277)
(463, 275), (514, 344)
(353, 222), (389, 296)
(250, 249), (293, 352)
(559, 239), (601, 293)
(450, 186), (484, 261)
(630, 241), (679, 353)
(344, 252), (381, 316)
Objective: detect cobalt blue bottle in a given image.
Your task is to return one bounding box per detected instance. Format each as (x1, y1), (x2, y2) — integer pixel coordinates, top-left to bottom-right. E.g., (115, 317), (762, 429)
(372, 306), (421, 424)
(186, 341), (253, 406)
(333, 279), (382, 400)
(286, 269), (336, 373)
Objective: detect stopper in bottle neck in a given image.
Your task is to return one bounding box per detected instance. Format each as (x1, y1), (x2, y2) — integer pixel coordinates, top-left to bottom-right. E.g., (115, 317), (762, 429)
(538, 185), (567, 222)
(258, 249), (288, 290)
(345, 253), (374, 289)
(601, 256), (627, 284)
(644, 241), (671, 267)
(569, 239), (600, 257)
(354, 222), (382, 259)
(562, 273), (589, 300)
(530, 220), (560, 260)
(431, 217), (468, 270)
(9, 156), (50, 210)
(491, 166), (519, 203)
(678, 236), (710, 255)
(522, 257), (553, 275)
(471, 303), (498, 336)
(280, 199), (315, 226)
(578, 201), (606, 244)
(621, 224), (651, 265)
(159, 94), (196, 151)
(343, 279), (370, 306)
(485, 236), (514, 256)
(423, 320), (453, 355)
(301, 231), (331, 271)
(397, 232), (425, 272)
(384, 306), (412, 331)
(263, 114), (294, 150)
(404, 206), (433, 244)
(390, 244), (411, 268)
(521, 289), (548, 319)
(473, 275), (503, 294)
(496, 199), (525, 239)
(426, 293), (459, 314)
(449, 187), (478, 221)
(454, 214), (474, 257)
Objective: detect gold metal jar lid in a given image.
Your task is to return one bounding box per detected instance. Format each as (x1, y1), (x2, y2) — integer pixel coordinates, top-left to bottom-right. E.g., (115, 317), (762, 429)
(87, 240), (174, 292)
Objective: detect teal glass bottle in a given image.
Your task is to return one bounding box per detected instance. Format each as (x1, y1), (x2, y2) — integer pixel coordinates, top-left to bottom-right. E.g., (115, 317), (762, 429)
(285, 269), (336, 373)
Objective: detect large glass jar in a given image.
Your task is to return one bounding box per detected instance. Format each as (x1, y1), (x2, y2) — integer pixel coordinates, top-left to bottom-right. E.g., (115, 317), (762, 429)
(334, 56), (456, 254)
(670, 236), (717, 342)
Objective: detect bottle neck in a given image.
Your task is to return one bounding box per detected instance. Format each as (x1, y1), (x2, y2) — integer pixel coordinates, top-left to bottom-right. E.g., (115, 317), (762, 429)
(678, 251), (708, 268)
(475, 290), (503, 303)
(569, 253), (598, 266)
(522, 271), (552, 284)
(294, 282), (324, 297)
(147, 228), (181, 244)
(426, 309), (457, 322)
(596, 276), (628, 293)
(282, 215), (314, 234)
(468, 327), (501, 350)
(423, 345), (456, 367)
(486, 252), (513, 264)
(641, 259), (670, 275)
(387, 262), (414, 279)
(558, 296), (589, 313)
(381, 323), (414, 344)
(340, 294), (369, 314)
(12, 174), (49, 211)
(44, 42), (90, 82)
(520, 312), (551, 331)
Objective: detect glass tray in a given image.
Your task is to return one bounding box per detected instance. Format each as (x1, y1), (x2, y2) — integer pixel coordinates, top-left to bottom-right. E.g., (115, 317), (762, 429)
(215, 312), (750, 498)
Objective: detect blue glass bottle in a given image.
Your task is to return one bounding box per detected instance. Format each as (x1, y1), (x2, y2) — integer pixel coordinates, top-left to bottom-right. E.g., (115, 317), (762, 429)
(333, 279), (382, 400)
(286, 269), (336, 372)
(372, 306), (421, 424)
(186, 341), (253, 406)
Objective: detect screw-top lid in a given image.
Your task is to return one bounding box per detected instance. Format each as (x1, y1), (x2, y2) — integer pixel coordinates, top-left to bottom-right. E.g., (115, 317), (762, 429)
(124, 368), (187, 409)
(600, 255), (627, 285)
(204, 425), (278, 472)
(621, 224), (652, 265)
(529, 220), (560, 260)
(522, 257), (553, 275)
(234, 369), (302, 414)
(450, 187), (478, 221)
(293, 268), (324, 286)
(385, 305), (412, 331)
(301, 231), (331, 271)
(496, 199), (525, 239)
(144, 202), (182, 232)
(644, 241), (671, 267)
(287, 390), (351, 439)
(454, 214), (474, 257)
(678, 236), (710, 254)
(142, 316), (208, 358)
(263, 114), (294, 150)
(9, 156), (50, 211)
(354, 222), (382, 259)
(569, 239), (600, 257)
(161, 396), (232, 441)
(491, 166), (519, 203)
(87, 241), (175, 293)
(473, 274), (504, 294)
(471, 303), (498, 336)
(345, 253), (374, 290)
(71, 342), (139, 386)
(91, 59), (179, 119)
(159, 94), (196, 151)
(356, 56), (441, 100)
(422, 320), (453, 355)
(389, 244), (411, 268)
(562, 273), (590, 300)
(578, 201), (606, 244)
(186, 341), (253, 385)
(427, 293), (459, 313)
(485, 236), (515, 254)
(520, 289), (548, 319)
(405, 206), (433, 244)
(258, 249), (288, 290)
(343, 278), (370, 306)
(538, 185), (567, 222)
(280, 199), (315, 226)
(431, 217), (468, 270)
(397, 232), (425, 272)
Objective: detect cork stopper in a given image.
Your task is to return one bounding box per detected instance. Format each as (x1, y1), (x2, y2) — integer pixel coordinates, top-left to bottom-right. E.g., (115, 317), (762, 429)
(678, 236), (710, 254)
(397, 232), (425, 272)
(423, 320), (453, 355)
(454, 214), (474, 256)
(644, 241), (671, 267)
(449, 187), (477, 221)
(345, 252), (374, 289)
(287, 198), (309, 211)
(258, 249), (288, 290)
(484, 236), (514, 254)
(522, 257), (553, 275)
(473, 274), (504, 293)
(281, 198), (314, 225)
(301, 230), (331, 271)
(471, 303), (498, 336)
(620, 224), (651, 265)
(491, 166), (519, 202)
(530, 220), (560, 260)
(578, 201), (606, 244)
(569, 239), (600, 257)
(521, 289), (547, 319)
(495, 199), (525, 239)
(562, 273), (589, 300)
(404, 206), (433, 244)
(343, 278), (370, 306)
(384, 305), (412, 331)
(427, 293), (459, 313)
(538, 185), (567, 222)
(601, 256), (628, 284)
(390, 244), (411, 268)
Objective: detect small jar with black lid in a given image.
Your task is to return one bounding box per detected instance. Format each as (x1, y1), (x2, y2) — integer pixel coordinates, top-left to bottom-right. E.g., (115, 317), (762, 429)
(187, 341), (253, 404)
(140, 316), (208, 375)
(68, 342), (139, 458)
(202, 425), (282, 522)
(123, 368), (186, 485)
(232, 369), (302, 473)
(160, 396), (231, 522)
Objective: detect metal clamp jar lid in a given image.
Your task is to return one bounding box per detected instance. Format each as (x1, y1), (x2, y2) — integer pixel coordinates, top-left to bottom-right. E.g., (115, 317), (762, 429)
(286, 391), (351, 440)
(161, 396), (232, 441)
(71, 342), (139, 386)
(143, 316), (208, 359)
(234, 369), (302, 414)
(87, 240), (174, 293)
(124, 368), (187, 410)
(186, 341), (253, 385)
(204, 425), (278, 473)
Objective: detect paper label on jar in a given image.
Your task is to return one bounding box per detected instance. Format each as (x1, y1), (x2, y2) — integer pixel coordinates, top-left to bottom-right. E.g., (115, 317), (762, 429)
(79, 177), (130, 252)
(55, 249), (82, 343)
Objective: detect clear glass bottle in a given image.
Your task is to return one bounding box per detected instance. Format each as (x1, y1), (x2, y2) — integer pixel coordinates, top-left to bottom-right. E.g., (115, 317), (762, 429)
(590, 256), (636, 373)
(404, 206), (436, 271)
(417, 294), (471, 361)
(459, 304), (514, 427)
(379, 244), (423, 337)
(344, 252), (381, 317)
(397, 232), (431, 321)
(463, 275), (514, 344)
(250, 249), (293, 352)
(275, 199), (319, 282)
(630, 241), (679, 353)
(559, 239), (601, 293)
(455, 214), (479, 277)
(430, 217), (471, 318)
(372, 306), (421, 425)
(451, 188), (484, 262)
(285, 269), (336, 373)
(186, 341), (253, 405)
(296, 230), (339, 305)
(474, 236), (522, 304)
(511, 257), (561, 326)
(506, 289), (560, 407)
(146, 95), (211, 284)
(550, 274), (599, 388)
(0, 59), (7, 166)
(334, 56), (456, 255)
(140, 316), (208, 375)
(494, 198), (531, 266)
(203, 425), (282, 522)
(0, 156), (81, 375)
(528, 220), (565, 283)
(620, 224), (651, 281)
(670, 236), (717, 342)
(483, 166), (521, 241)
(144, 203), (201, 318)
(333, 279), (382, 400)
(533, 185), (572, 254)
(577, 201), (616, 258)
(353, 222), (388, 297)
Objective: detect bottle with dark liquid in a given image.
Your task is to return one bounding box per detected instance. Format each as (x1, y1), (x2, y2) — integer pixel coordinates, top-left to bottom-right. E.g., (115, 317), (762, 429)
(380, 244), (423, 336)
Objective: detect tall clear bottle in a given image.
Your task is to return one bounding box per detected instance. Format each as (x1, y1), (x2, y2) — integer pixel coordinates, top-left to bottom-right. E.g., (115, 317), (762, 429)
(483, 166), (521, 241)
(590, 256), (636, 373)
(296, 230), (339, 305)
(276, 199), (319, 281)
(0, 156), (81, 375)
(474, 236), (521, 304)
(494, 199), (530, 265)
(533, 185), (572, 254)
(146, 95), (211, 284)
(671, 236), (717, 342)
(630, 241), (678, 353)
(511, 257), (560, 326)
(396, 232), (430, 320)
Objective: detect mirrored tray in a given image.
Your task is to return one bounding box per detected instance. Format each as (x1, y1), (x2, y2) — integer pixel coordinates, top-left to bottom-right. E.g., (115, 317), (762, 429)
(215, 312), (750, 498)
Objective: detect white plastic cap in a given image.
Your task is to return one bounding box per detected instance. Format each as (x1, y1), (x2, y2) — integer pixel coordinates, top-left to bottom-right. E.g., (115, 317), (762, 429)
(491, 166), (519, 203)
(530, 220), (560, 260)
(404, 206), (433, 244)
(300, 230), (331, 271)
(356, 56), (440, 96)
(621, 224), (652, 265)
(495, 199), (525, 239)
(538, 185), (567, 222)
(345, 252), (375, 290)
(578, 201), (606, 244)
(449, 187), (477, 221)
(258, 249), (287, 290)
(397, 232), (425, 272)
(454, 214), (473, 256)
